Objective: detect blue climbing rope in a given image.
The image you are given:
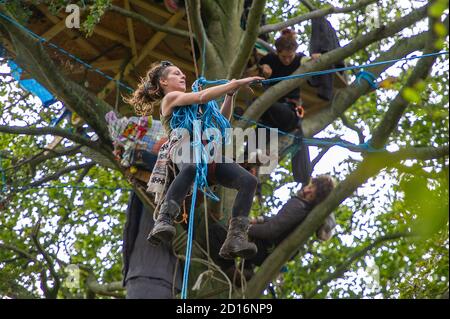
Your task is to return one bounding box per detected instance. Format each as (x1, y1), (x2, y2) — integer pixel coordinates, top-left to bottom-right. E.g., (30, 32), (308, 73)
(356, 71), (379, 89)
(233, 113), (384, 153)
(257, 51), (449, 85)
(0, 154), (6, 193)
(0, 11), (134, 93)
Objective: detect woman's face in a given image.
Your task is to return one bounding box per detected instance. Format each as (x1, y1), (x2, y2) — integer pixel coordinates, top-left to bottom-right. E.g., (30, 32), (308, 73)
(277, 49), (296, 66)
(160, 66), (186, 93)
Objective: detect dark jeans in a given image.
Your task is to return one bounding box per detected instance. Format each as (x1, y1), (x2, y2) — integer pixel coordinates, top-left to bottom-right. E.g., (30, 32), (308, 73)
(165, 159), (258, 218)
(260, 101), (300, 133)
(259, 101), (311, 184)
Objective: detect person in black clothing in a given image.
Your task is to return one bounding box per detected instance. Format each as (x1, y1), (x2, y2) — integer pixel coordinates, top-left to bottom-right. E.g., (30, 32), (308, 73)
(255, 29), (322, 185)
(209, 175), (336, 283)
(258, 28), (321, 133)
(308, 17), (345, 101)
(123, 191), (183, 299)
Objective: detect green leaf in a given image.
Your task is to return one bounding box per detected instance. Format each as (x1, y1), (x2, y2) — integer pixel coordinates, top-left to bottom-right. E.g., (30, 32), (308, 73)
(402, 87), (421, 103)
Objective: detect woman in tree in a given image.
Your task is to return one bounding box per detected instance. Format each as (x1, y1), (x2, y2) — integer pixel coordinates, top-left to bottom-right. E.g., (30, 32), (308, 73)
(126, 61), (263, 260)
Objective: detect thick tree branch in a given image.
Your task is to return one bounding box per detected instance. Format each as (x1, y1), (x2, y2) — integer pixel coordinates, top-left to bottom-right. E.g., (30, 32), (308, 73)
(383, 145), (449, 164)
(107, 5), (189, 38)
(260, 0), (379, 34)
(238, 4), (430, 131)
(304, 41), (427, 137)
(227, 0), (266, 79)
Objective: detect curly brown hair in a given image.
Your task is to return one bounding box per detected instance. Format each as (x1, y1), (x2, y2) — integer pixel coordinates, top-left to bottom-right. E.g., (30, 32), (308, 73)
(310, 175), (336, 206)
(123, 61), (173, 116)
(275, 28), (298, 52)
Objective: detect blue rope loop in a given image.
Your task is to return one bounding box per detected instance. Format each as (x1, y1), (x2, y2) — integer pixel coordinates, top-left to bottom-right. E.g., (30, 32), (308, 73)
(356, 70), (379, 89)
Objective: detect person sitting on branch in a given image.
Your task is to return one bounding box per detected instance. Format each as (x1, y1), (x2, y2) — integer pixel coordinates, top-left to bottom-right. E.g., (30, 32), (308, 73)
(209, 175), (337, 283)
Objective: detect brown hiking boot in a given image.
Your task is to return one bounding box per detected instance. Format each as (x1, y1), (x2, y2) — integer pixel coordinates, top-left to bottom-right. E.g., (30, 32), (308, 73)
(147, 199), (180, 245)
(219, 216), (257, 260)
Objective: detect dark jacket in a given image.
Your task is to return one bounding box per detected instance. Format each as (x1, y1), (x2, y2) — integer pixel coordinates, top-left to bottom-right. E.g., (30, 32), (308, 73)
(122, 192), (182, 289)
(249, 196), (313, 246)
(247, 196), (336, 266)
(309, 17), (345, 101)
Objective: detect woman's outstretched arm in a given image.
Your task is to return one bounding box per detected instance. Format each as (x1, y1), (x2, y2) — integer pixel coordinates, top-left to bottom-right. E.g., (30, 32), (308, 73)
(161, 76), (263, 116)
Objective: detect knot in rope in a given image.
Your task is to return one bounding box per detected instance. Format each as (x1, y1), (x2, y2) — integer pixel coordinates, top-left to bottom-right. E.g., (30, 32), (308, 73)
(356, 71), (379, 89)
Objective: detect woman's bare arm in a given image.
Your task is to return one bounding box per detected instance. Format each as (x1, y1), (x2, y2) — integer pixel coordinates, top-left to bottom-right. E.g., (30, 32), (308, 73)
(161, 76), (262, 116)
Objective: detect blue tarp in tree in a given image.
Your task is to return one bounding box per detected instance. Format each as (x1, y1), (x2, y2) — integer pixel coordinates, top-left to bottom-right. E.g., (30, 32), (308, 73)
(1, 44), (57, 107)
(7, 60), (57, 107)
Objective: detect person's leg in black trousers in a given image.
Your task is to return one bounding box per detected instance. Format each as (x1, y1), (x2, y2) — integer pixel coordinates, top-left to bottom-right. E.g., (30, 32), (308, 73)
(214, 160), (258, 260)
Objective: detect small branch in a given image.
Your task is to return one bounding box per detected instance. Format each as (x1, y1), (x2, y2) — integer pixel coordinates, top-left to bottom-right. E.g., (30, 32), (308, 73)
(340, 114), (365, 144)
(27, 161), (95, 188)
(256, 38), (276, 54)
(260, 0), (380, 34)
(370, 17), (445, 148)
(311, 146), (332, 172)
(0, 242), (38, 262)
(305, 232), (410, 298)
(31, 220), (61, 298)
(9, 145), (82, 172)
(299, 0), (317, 11)
(0, 125), (98, 149)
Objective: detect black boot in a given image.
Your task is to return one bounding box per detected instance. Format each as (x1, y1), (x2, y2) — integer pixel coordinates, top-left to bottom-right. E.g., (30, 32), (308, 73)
(147, 199), (180, 245)
(219, 216), (257, 260)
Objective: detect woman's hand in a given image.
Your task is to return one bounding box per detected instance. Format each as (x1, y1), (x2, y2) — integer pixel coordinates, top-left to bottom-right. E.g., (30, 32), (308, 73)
(235, 76), (265, 87)
(227, 76), (264, 96)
